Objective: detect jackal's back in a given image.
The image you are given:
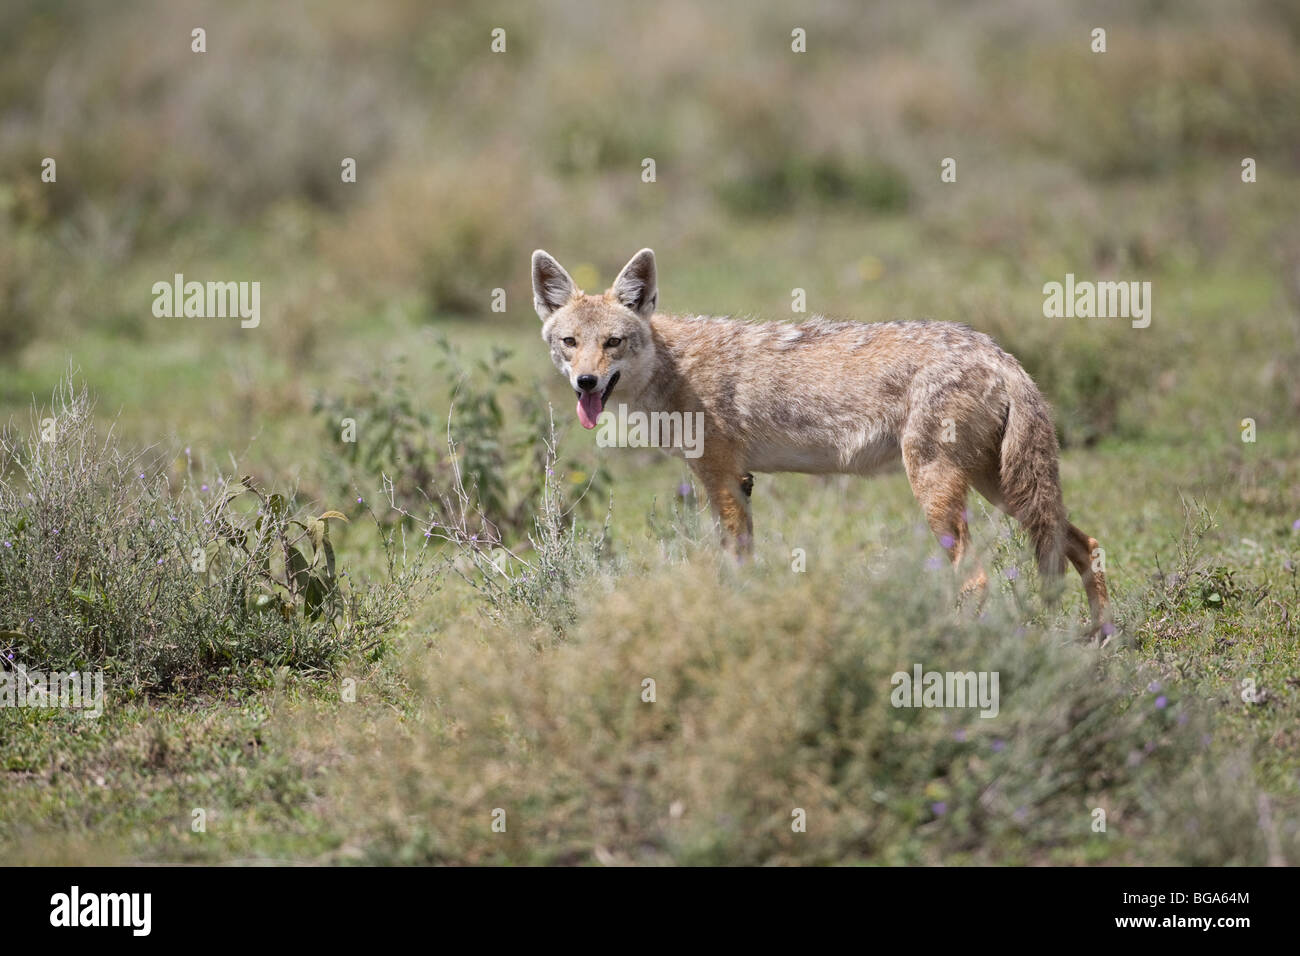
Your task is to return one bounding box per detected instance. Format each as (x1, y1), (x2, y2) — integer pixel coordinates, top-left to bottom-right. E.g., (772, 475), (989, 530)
(646, 316), (1033, 475)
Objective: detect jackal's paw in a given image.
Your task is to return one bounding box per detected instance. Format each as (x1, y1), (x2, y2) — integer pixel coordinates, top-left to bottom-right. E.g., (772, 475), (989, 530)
(953, 574), (989, 619)
(1084, 616), (1117, 648)
(957, 571), (989, 605)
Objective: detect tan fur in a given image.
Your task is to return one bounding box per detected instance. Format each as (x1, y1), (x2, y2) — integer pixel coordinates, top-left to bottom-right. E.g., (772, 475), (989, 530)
(531, 249), (1111, 635)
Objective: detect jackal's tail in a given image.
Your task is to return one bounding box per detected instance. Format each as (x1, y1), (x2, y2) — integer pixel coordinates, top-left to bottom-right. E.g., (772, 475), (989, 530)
(999, 370), (1067, 579)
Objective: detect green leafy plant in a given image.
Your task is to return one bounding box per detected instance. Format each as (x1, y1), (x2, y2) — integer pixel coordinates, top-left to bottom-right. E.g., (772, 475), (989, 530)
(313, 336), (609, 539)
(419, 407), (614, 634)
(208, 476), (350, 622)
(0, 375), (439, 693)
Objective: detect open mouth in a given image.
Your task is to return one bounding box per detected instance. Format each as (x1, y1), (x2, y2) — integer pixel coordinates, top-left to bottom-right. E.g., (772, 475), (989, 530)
(575, 370), (619, 429)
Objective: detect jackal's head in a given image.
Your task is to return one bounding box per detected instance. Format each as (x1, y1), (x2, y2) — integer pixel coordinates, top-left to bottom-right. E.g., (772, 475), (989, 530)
(531, 248), (659, 429)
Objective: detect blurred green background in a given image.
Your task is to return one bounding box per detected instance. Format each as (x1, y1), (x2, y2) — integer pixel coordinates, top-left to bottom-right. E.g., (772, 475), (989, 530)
(2, 0), (1298, 466)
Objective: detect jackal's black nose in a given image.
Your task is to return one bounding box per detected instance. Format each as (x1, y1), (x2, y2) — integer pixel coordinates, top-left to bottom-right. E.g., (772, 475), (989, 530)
(576, 374), (598, 392)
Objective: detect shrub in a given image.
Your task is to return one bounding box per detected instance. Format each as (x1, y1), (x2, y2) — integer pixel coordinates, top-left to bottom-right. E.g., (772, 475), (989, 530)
(424, 410), (615, 636)
(0, 377), (438, 694)
(312, 338), (610, 539)
(318, 161), (532, 317)
(0, 224), (41, 356)
(718, 153), (911, 218)
(315, 521), (1274, 865)
(987, 26), (1300, 179)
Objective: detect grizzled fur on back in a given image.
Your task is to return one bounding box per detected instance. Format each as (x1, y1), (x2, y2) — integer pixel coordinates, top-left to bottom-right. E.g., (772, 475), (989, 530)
(530, 248), (1109, 635)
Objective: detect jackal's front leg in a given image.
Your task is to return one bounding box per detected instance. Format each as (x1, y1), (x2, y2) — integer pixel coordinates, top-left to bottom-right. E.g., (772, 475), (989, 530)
(691, 455), (753, 558)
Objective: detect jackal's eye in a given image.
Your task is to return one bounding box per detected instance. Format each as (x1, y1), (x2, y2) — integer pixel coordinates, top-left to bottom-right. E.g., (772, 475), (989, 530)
(604, 337), (622, 348)
(561, 337), (576, 347)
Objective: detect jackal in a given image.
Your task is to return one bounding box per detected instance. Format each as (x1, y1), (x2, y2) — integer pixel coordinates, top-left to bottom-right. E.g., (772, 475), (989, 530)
(531, 248), (1110, 634)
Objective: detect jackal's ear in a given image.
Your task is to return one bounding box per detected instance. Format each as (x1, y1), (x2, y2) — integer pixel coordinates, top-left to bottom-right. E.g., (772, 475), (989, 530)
(612, 248), (657, 319)
(532, 250), (577, 321)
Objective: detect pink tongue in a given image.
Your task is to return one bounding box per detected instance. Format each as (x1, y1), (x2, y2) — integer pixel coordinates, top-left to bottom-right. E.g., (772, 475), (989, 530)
(577, 390), (604, 429)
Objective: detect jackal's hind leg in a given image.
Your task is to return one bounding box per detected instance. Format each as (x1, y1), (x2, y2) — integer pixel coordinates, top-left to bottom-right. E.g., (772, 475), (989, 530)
(903, 456), (988, 603)
(1065, 522), (1112, 640)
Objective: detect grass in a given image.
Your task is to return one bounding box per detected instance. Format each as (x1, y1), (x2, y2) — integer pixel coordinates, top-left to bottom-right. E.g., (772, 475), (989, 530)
(1, 0), (1298, 864)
